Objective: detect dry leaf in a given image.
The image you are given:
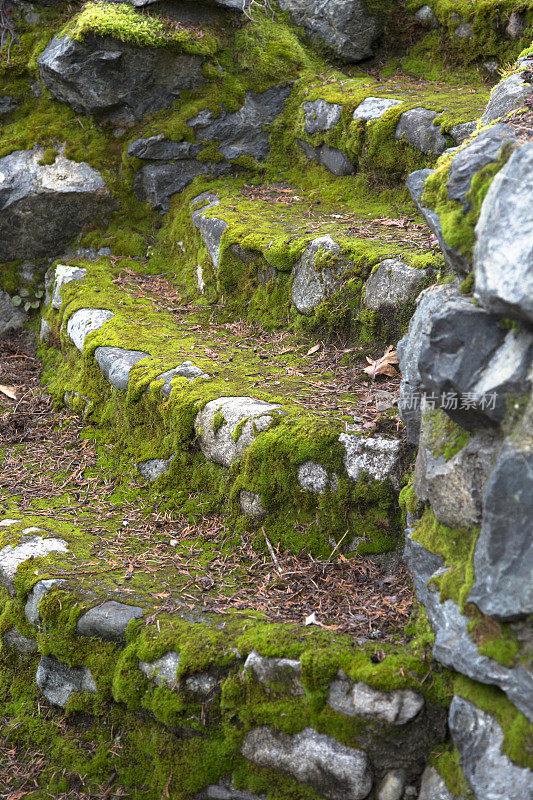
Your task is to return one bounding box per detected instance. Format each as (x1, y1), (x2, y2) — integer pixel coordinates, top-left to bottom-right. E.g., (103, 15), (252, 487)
(0, 385), (17, 400)
(306, 344), (321, 356)
(363, 346), (399, 381)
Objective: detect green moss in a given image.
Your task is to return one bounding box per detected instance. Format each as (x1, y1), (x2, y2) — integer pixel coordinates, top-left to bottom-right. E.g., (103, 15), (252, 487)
(399, 483), (418, 515)
(213, 410), (226, 434)
(422, 407), (471, 461)
(37, 147), (58, 165)
(460, 271), (475, 294)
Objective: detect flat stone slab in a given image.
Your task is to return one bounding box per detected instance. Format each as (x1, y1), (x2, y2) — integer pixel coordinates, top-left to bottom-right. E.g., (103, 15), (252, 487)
(25, 579), (63, 627)
(303, 99), (342, 134)
(76, 600), (144, 641)
(327, 671), (424, 724)
(0, 534), (68, 595)
(291, 235), (346, 314)
(66, 308), (114, 352)
(243, 650), (305, 697)
(94, 347), (150, 391)
(297, 461), (338, 493)
(157, 362), (210, 397)
(353, 97), (402, 121)
(139, 651), (181, 688)
(339, 435), (402, 489)
(36, 655), (97, 708)
(50, 264), (87, 310)
(364, 259), (427, 310)
(395, 108), (447, 155)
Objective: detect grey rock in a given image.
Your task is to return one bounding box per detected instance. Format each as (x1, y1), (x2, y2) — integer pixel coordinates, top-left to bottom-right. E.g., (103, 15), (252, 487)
(66, 308), (114, 351)
(377, 770), (406, 800)
(195, 396), (280, 468)
(481, 73), (533, 125)
(327, 670), (424, 724)
(506, 11), (524, 38)
(297, 461), (338, 493)
(0, 290), (26, 334)
(0, 534), (68, 595)
(51, 264), (87, 310)
(303, 99), (342, 134)
(449, 697), (533, 800)
(38, 34), (205, 125)
(133, 159), (233, 214)
(454, 22), (473, 40)
(239, 490), (268, 519)
(137, 457), (174, 482)
(297, 138), (319, 162)
(0, 95), (19, 117)
(414, 5), (439, 29)
(0, 148), (115, 261)
(353, 97), (402, 121)
(39, 318), (52, 342)
(195, 778), (267, 800)
(241, 726), (372, 800)
(317, 144), (354, 176)
(483, 61), (500, 75)
(128, 135), (202, 162)
(139, 651), (180, 687)
(277, 0), (381, 63)
(36, 655), (97, 708)
(184, 672), (218, 695)
(94, 346), (150, 391)
(474, 143), (533, 324)
(406, 169), (470, 274)
(364, 259), (427, 310)
(291, 236), (346, 314)
(76, 600), (143, 641)
(449, 120), (477, 143)
(25, 579), (63, 627)
(339, 434), (402, 489)
(243, 650), (305, 697)
(446, 124), (516, 208)
(193, 207), (228, 272)
(395, 108), (447, 156)
(416, 765), (456, 800)
(2, 627), (38, 655)
(157, 362), (210, 397)
(0, 519), (20, 527)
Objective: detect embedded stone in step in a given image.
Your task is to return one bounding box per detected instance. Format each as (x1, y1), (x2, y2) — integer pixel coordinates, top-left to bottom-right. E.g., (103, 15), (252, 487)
(291, 235), (346, 314)
(128, 135), (202, 162)
(339, 434), (402, 489)
(352, 97), (402, 121)
(243, 650), (305, 697)
(94, 347), (150, 391)
(139, 651), (181, 688)
(0, 290), (26, 334)
(192, 202), (228, 271)
(448, 697), (533, 800)
(297, 461), (339, 493)
(191, 191), (221, 225)
(395, 108), (447, 156)
(449, 120), (477, 143)
(195, 397), (281, 468)
(0, 148), (116, 261)
(36, 655), (97, 708)
(376, 770), (406, 800)
(137, 456), (174, 482)
(241, 726), (372, 800)
(327, 670), (424, 724)
(364, 259), (427, 311)
(0, 519), (20, 527)
(239, 490), (268, 519)
(50, 264), (87, 310)
(39, 318), (51, 342)
(133, 159), (232, 214)
(413, 5), (439, 29)
(195, 778), (267, 800)
(2, 628), (38, 655)
(76, 600), (144, 642)
(184, 673), (219, 695)
(157, 362), (210, 398)
(318, 145), (354, 176)
(416, 765), (455, 800)
(480, 73), (533, 125)
(25, 579), (64, 627)
(66, 308), (115, 351)
(0, 95), (19, 117)
(302, 99), (342, 134)
(474, 143), (533, 324)
(0, 533), (68, 595)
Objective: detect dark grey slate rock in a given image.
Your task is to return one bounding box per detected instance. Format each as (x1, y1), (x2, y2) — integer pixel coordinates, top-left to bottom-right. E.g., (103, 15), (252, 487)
(157, 362), (210, 397)
(0, 95), (19, 117)
(25, 579), (64, 627)
(363, 259), (427, 310)
(2, 628), (38, 655)
(277, 0), (381, 62)
(474, 143), (533, 324)
(0, 290), (26, 334)
(127, 135), (202, 161)
(481, 73), (533, 125)
(188, 86), (291, 160)
(291, 235), (346, 314)
(352, 96), (402, 121)
(302, 99), (342, 134)
(94, 347), (150, 391)
(449, 120), (477, 143)
(243, 650), (305, 697)
(449, 697), (533, 800)
(317, 144), (354, 176)
(76, 600), (143, 641)
(133, 159), (233, 214)
(446, 124), (516, 208)
(416, 766), (456, 800)
(406, 169), (470, 274)
(66, 308), (114, 352)
(0, 147), (115, 261)
(38, 34), (205, 125)
(395, 108), (447, 156)
(241, 726), (372, 800)
(297, 138), (319, 161)
(36, 655), (97, 708)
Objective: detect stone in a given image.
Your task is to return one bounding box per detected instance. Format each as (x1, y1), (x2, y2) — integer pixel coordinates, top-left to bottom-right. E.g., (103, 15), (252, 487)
(469, 438), (533, 620)
(449, 697), (533, 800)
(0, 290), (26, 334)
(474, 143), (533, 324)
(38, 34), (205, 125)
(188, 87), (291, 160)
(50, 264), (88, 310)
(277, 0), (381, 63)
(302, 99), (342, 134)
(449, 120), (477, 143)
(239, 491), (268, 519)
(3, 627), (38, 655)
(243, 650), (305, 697)
(241, 726), (372, 800)
(66, 308), (114, 351)
(36, 655), (97, 708)
(454, 22), (473, 40)
(416, 765), (455, 800)
(184, 672), (218, 695)
(25, 579), (63, 627)
(195, 778), (267, 800)
(317, 144), (354, 176)
(406, 169), (470, 275)
(395, 108), (447, 156)
(446, 124), (516, 209)
(39, 319), (52, 342)
(195, 397), (280, 468)
(139, 651), (181, 687)
(76, 600), (143, 641)
(352, 97), (402, 121)
(481, 73), (533, 125)
(0, 148), (115, 261)
(339, 434), (402, 489)
(0, 519), (20, 527)
(157, 362), (210, 397)
(194, 212), (228, 272)
(506, 11), (524, 38)
(297, 461), (339, 494)
(414, 5), (439, 29)
(137, 457), (174, 482)
(0, 95), (19, 117)
(327, 670), (424, 725)
(363, 259), (427, 311)
(291, 236), (346, 314)
(0, 534), (68, 595)
(133, 159), (233, 214)
(377, 770), (406, 800)
(128, 135), (202, 162)
(94, 347), (150, 391)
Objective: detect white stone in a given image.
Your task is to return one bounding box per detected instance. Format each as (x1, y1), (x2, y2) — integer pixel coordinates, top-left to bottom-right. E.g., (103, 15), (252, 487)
(66, 308), (114, 352)
(377, 770), (406, 800)
(339, 435), (402, 489)
(50, 264), (87, 310)
(291, 236), (346, 314)
(185, 673), (218, 695)
(243, 650), (305, 697)
(39, 318), (51, 342)
(137, 457), (174, 482)
(0, 519), (20, 527)
(25, 579), (63, 626)
(353, 97), (402, 121)
(139, 651), (181, 688)
(36, 655), (97, 707)
(239, 490), (268, 519)
(297, 461), (339, 493)
(327, 671), (424, 725)
(0, 535), (68, 594)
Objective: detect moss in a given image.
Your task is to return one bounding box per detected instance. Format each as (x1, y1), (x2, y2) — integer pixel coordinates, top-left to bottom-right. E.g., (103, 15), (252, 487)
(37, 147), (58, 165)
(460, 271), (475, 294)
(423, 407), (471, 461)
(213, 410), (226, 434)
(231, 417), (248, 443)
(399, 483), (418, 515)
